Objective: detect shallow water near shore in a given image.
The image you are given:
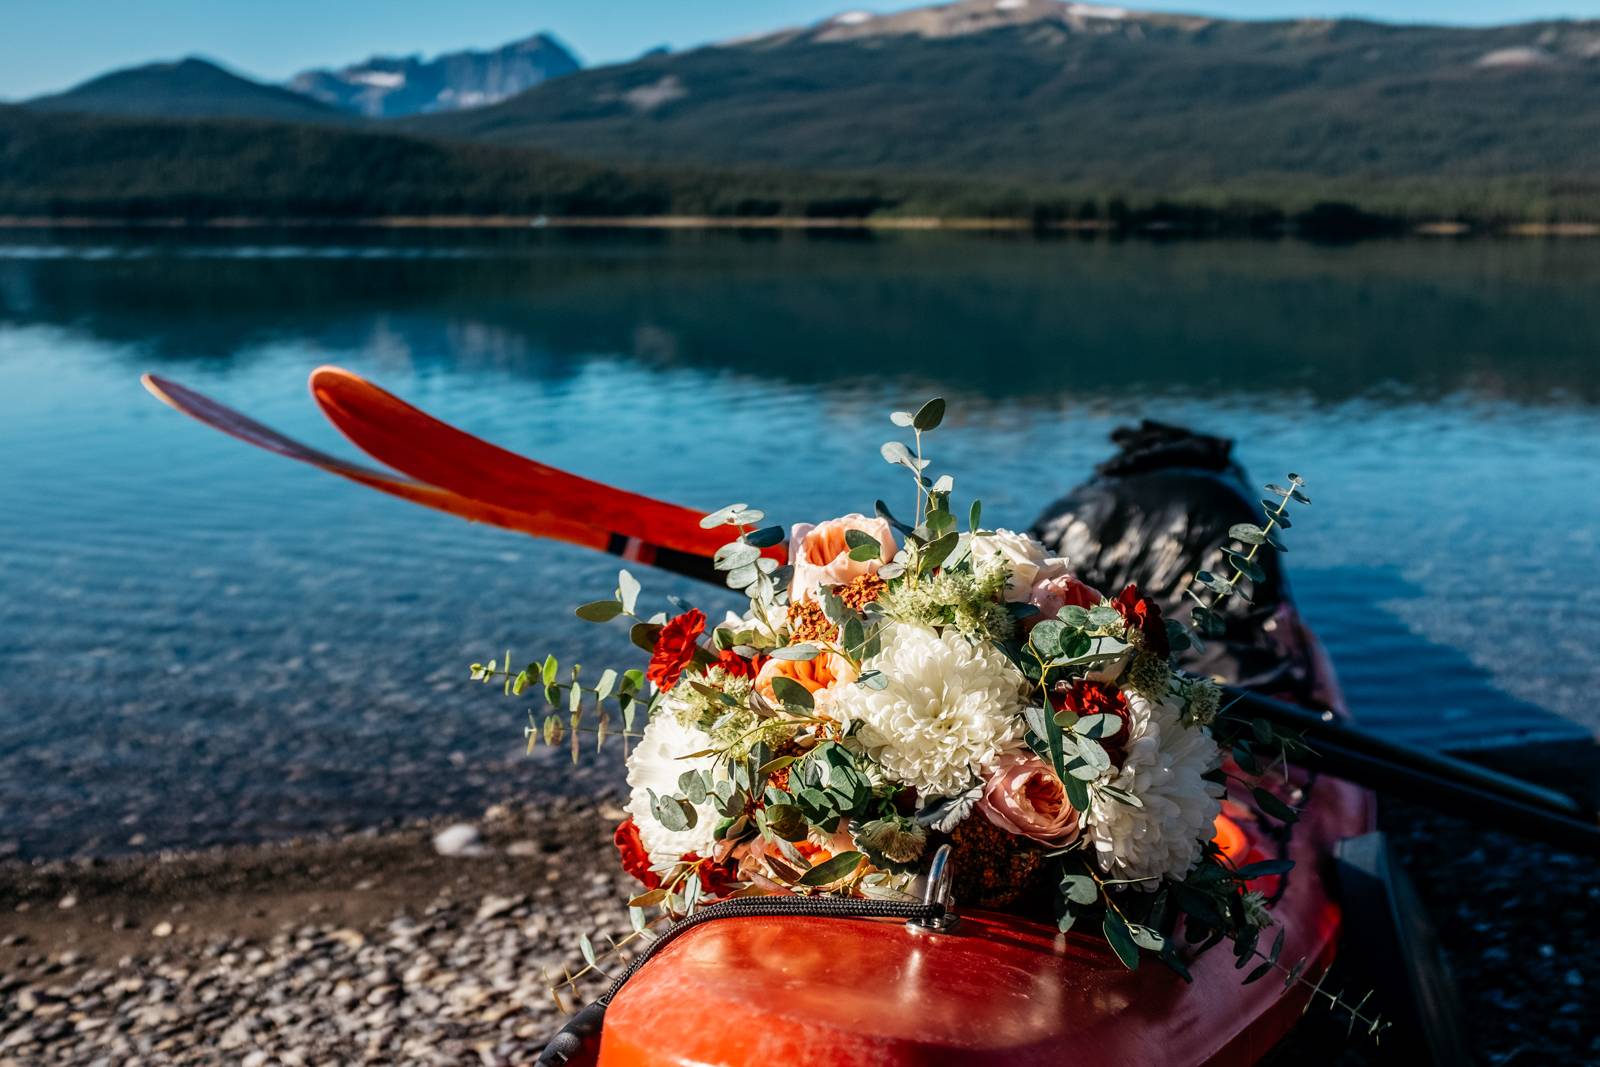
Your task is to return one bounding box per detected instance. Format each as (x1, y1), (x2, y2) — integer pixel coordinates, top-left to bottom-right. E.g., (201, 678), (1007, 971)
(2, 228), (1598, 860)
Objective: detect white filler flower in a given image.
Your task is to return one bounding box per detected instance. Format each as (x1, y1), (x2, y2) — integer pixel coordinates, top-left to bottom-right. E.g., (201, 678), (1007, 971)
(625, 710), (720, 866)
(1088, 691), (1225, 885)
(968, 528), (1070, 602)
(832, 625), (1026, 798)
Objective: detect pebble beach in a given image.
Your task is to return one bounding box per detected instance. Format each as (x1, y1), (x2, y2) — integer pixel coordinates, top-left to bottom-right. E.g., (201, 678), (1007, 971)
(2, 786), (1595, 1065)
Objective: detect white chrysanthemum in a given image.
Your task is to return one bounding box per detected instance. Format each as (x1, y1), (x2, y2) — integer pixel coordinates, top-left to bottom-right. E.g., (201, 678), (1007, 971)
(624, 709), (719, 866)
(831, 624), (1026, 798)
(1088, 691), (1225, 886)
(968, 528), (1070, 602)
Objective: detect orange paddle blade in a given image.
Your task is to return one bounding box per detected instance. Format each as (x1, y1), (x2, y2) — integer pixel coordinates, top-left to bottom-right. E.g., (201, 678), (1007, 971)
(140, 373), (610, 551)
(307, 366), (753, 562)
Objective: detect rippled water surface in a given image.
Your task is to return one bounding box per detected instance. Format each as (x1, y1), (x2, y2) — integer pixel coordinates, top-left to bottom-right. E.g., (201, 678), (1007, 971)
(2, 230), (1597, 859)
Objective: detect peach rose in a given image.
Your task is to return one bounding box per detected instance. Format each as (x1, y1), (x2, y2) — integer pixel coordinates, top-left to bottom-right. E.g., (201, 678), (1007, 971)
(787, 514), (896, 603)
(977, 751), (1082, 848)
(754, 651), (858, 710)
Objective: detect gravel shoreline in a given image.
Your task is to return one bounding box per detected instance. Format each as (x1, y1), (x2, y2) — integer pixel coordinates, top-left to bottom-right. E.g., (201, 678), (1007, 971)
(2, 788), (1595, 1066)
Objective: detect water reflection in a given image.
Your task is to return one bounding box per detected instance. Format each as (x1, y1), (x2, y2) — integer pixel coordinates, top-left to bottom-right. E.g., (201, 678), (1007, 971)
(1, 229), (1596, 861)
(3, 229), (1599, 404)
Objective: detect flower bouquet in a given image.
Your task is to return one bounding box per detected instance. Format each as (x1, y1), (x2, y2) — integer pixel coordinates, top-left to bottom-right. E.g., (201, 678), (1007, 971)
(474, 398), (1312, 977)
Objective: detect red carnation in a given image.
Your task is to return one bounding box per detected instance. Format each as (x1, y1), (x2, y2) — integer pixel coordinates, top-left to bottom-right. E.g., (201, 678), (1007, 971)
(1111, 583), (1170, 658)
(713, 646), (764, 679)
(1051, 678), (1133, 763)
(647, 609), (706, 689)
(613, 818), (661, 890)
(687, 855), (740, 898)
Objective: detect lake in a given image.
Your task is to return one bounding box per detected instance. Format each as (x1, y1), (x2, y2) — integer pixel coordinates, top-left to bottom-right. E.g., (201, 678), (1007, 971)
(2, 228), (1597, 861)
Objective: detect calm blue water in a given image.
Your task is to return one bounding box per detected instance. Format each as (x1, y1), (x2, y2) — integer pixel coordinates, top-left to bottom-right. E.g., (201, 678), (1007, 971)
(2, 230), (1597, 860)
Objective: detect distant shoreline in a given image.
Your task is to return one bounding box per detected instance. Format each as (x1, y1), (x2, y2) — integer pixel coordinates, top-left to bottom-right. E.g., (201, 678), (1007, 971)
(2, 215), (1598, 237)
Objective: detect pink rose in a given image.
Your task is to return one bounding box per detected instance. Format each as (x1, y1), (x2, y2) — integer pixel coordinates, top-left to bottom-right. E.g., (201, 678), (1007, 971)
(977, 752), (1082, 848)
(787, 514), (896, 603)
(1025, 574), (1102, 630)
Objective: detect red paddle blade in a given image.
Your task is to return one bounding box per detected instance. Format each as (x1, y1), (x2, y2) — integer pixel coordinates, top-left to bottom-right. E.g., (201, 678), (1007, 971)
(307, 366), (772, 565)
(141, 373), (613, 553)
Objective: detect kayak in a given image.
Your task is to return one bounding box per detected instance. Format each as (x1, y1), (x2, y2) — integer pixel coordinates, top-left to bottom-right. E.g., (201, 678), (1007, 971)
(589, 607), (1373, 1067)
(139, 370), (1383, 1066)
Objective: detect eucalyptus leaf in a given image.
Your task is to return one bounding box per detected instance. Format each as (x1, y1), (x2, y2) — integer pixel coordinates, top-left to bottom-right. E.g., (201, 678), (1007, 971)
(890, 410), (915, 427)
(1102, 910), (1141, 969)
(770, 675), (816, 709)
(798, 851), (865, 887)
(842, 617), (865, 653)
(678, 770), (709, 805)
(725, 563), (759, 589)
(1224, 551), (1266, 584)
(744, 525), (787, 549)
(1061, 873), (1099, 906)
(845, 531), (882, 562)
(880, 441), (916, 468)
(1058, 605), (1090, 628)
(1251, 787), (1300, 824)
(652, 792), (690, 832)
(629, 622), (662, 652)
(1231, 858), (1295, 880)
(575, 600), (624, 623)
(698, 504), (747, 529)
(617, 570), (641, 615)
(1129, 925), (1167, 952)
(1088, 605), (1123, 630)
(1030, 620), (1067, 658)
(714, 541), (761, 570)
(1072, 713), (1122, 740)
(770, 643), (822, 661)
(913, 397), (946, 431)
(1061, 772), (1090, 811)
(919, 531), (959, 574)
(1228, 523), (1267, 545)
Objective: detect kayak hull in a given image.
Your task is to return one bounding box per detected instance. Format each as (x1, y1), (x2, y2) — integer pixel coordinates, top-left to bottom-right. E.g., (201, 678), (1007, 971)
(597, 614), (1372, 1067)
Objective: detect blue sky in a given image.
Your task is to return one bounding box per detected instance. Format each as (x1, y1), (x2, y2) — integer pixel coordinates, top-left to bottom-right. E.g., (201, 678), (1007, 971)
(3, 0), (1597, 100)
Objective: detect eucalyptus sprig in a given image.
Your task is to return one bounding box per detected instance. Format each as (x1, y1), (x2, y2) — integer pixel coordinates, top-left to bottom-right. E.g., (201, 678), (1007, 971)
(469, 568), (664, 763)
(703, 504), (791, 607)
(883, 397), (947, 527)
(1187, 474), (1309, 642)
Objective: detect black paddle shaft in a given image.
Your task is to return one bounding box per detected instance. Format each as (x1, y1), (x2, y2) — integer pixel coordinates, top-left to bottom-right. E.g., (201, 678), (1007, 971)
(1226, 688), (1600, 857)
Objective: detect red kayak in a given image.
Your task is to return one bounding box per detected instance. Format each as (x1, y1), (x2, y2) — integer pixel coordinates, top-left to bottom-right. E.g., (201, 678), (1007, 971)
(141, 368), (1382, 1067)
(592, 614), (1373, 1067)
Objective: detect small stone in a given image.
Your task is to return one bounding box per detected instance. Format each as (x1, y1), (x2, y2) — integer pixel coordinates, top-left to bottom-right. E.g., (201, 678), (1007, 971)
(151, 922), (174, 939)
(474, 895), (524, 923)
(432, 824), (488, 858)
(57, 894), (78, 910)
(328, 929), (366, 951)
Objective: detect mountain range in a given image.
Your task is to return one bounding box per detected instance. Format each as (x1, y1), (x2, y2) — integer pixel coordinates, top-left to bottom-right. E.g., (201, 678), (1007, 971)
(402, 1), (1600, 188)
(9, 1), (1600, 224)
(23, 57), (345, 123)
(287, 33), (580, 117)
(22, 34), (582, 122)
